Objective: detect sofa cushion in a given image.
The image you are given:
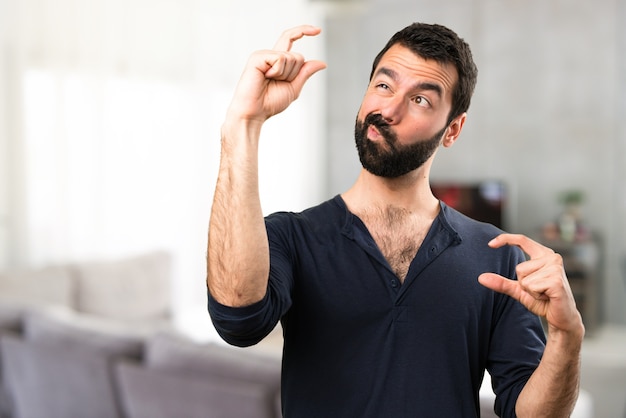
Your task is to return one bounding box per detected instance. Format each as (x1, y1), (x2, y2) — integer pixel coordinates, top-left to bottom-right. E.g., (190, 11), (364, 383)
(0, 385), (13, 418)
(0, 330), (17, 418)
(1, 334), (127, 418)
(0, 265), (74, 308)
(3, 310), (147, 418)
(146, 332), (281, 386)
(145, 332), (282, 417)
(72, 251), (171, 321)
(23, 308), (144, 357)
(0, 304), (23, 334)
(115, 360), (276, 418)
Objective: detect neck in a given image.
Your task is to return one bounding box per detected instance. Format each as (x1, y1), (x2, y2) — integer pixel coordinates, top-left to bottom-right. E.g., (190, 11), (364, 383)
(342, 167), (440, 216)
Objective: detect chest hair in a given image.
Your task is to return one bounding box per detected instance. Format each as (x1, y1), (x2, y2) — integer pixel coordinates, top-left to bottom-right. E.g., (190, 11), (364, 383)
(357, 205), (430, 282)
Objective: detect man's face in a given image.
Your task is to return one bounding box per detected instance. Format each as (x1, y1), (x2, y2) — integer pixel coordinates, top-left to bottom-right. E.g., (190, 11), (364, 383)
(355, 43), (458, 178)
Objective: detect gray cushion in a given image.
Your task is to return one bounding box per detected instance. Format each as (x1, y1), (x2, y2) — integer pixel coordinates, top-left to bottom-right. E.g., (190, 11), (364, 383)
(146, 332), (281, 386)
(115, 361), (276, 418)
(0, 331), (17, 418)
(72, 251), (171, 321)
(1, 334), (126, 418)
(0, 386), (13, 418)
(23, 309), (144, 357)
(5, 311), (145, 417)
(145, 333), (282, 417)
(0, 303), (30, 418)
(0, 304), (23, 334)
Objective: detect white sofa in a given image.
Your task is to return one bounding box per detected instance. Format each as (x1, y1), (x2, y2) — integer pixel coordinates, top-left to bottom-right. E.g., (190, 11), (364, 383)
(0, 251), (283, 418)
(0, 251), (172, 326)
(0, 310), (281, 418)
(0, 251), (175, 418)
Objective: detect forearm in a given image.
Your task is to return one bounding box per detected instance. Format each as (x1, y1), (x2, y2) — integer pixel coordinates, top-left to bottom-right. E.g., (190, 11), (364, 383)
(515, 323), (585, 417)
(207, 119), (270, 307)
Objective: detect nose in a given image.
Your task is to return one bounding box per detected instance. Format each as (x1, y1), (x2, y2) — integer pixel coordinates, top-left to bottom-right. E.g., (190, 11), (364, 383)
(379, 95), (405, 124)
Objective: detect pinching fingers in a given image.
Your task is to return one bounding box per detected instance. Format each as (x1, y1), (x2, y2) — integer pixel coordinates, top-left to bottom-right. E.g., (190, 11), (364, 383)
(264, 51), (305, 81)
(517, 257), (566, 299)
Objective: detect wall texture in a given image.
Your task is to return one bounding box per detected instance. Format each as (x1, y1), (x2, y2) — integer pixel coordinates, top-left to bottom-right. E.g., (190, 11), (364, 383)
(322, 0), (626, 324)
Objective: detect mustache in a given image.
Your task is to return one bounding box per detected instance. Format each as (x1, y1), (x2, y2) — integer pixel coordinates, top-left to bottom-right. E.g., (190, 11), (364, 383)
(364, 113), (396, 145)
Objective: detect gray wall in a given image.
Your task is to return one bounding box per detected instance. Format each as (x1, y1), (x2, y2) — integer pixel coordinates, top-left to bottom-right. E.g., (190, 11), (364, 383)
(322, 0), (626, 324)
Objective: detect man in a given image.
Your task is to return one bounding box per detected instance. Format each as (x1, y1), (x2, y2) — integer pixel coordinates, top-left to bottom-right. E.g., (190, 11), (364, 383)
(207, 23), (584, 417)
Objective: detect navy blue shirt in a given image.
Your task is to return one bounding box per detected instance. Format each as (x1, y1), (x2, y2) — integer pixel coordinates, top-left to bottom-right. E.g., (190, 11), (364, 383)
(209, 195), (545, 417)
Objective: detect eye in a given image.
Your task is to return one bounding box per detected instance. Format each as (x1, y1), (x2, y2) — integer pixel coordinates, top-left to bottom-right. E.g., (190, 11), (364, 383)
(376, 83), (390, 90)
(412, 95), (431, 107)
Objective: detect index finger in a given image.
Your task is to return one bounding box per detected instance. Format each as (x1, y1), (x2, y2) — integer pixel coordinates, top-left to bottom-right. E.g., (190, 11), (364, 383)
(488, 233), (554, 259)
(273, 25), (322, 51)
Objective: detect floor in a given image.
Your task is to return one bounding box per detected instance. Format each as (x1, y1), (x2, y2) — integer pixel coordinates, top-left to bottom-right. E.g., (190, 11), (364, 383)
(580, 324), (626, 418)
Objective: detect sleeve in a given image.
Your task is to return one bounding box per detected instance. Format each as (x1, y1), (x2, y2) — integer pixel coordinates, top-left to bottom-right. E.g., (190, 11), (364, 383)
(487, 246), (547, 418)
(207, 213), (295, 347)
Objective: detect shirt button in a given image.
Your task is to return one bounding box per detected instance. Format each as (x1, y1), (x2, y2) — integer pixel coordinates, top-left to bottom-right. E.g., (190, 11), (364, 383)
(390, 279), (399, 288)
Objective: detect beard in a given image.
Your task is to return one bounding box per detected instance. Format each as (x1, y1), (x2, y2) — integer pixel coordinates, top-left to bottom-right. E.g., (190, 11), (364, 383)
(354, 113), (447, 178)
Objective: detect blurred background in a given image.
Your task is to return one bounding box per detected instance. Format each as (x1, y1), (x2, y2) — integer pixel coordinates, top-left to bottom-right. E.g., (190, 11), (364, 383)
(0, 0), (328, 326)
(1, 0), (625, 415)
(0, 0), (624, 345)
(0, 0), (626, 332)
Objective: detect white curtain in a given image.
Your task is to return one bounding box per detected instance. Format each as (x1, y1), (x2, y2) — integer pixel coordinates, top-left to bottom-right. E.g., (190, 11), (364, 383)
(0, 0), (327, 330)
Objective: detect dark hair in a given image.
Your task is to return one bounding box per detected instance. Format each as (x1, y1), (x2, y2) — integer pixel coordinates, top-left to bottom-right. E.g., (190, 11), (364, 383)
(370, 23), (478, 124)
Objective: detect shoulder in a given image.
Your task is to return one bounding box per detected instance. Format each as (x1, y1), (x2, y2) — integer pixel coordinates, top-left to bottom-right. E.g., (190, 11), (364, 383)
(264, 196), (348, 258)
(439, 202), (503, 238)
(265, 195), (346, 233)
(439, 202), (526, 265)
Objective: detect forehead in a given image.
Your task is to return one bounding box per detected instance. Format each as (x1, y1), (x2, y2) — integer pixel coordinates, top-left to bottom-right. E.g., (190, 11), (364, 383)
(374, 43), (458, 96)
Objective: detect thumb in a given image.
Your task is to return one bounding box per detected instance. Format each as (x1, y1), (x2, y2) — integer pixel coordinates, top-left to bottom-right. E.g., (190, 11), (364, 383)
(478, 272), (521, 300)
(291, 60), (327, 92)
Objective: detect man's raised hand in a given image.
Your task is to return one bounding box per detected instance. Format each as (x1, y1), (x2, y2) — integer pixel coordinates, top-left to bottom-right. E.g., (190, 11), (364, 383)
(478, 234), (584, 336)
(226, 25), (327, 125)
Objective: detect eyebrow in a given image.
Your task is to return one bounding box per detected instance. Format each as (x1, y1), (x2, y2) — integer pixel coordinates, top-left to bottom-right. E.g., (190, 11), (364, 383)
(374, 66), (443, 99)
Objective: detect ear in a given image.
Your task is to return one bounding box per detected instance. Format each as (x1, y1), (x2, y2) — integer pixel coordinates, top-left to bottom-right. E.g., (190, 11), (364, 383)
(442, 113), (467, 148)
